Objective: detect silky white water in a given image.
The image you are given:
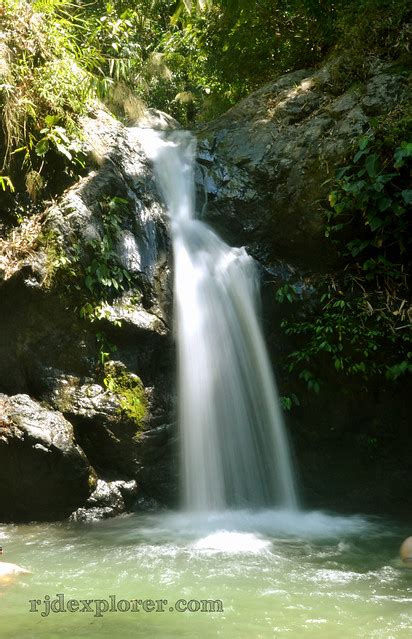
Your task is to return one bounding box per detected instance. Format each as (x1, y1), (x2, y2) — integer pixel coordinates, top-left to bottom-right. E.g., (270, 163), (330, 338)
(137, 128), (297, 511)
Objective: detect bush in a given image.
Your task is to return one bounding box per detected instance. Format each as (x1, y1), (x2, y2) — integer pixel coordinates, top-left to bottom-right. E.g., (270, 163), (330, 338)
(278, 123), (412, 393)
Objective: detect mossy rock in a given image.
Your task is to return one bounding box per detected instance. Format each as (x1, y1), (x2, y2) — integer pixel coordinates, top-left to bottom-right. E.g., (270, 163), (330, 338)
(103, 360), (148, 430)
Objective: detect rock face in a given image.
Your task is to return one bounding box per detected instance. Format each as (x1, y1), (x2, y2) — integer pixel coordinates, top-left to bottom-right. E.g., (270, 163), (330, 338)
(197, 61), (410, 269)
(44, 366), (177, 505)
(283, 378), (412, 517)
(46, 111), (170, 295)
(195, 58), (412, 517)
(0, 394), (95, 522)
(0, 109), (177, 521)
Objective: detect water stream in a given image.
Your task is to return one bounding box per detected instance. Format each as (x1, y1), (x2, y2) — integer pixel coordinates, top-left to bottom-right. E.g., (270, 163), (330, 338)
(138, 128), (297, 511)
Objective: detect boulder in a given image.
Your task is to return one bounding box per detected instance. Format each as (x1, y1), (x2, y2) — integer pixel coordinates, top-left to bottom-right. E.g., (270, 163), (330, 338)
(0, 394), (95, 522)
(41, 362), (176, 504)
(70, 478), (139, 522)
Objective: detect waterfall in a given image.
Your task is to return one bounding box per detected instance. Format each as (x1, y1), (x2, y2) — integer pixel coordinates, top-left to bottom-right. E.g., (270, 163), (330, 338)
(136, 127), (298, 512)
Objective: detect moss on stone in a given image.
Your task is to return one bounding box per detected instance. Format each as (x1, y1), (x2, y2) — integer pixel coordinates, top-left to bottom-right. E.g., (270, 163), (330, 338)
(103, 361), (148, 429)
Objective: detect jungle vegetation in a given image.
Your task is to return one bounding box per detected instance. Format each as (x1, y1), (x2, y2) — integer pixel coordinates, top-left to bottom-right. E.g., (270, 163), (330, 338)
(0, 0), (410, 395)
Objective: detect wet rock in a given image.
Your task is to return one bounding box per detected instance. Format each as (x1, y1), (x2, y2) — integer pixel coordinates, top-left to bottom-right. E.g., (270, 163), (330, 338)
(0, 394), (95, 522)
(132, 423), (178, 506)
(197, 62), (410, 269)
(94, 292), (168, 336)
(70, 478), (139, 522)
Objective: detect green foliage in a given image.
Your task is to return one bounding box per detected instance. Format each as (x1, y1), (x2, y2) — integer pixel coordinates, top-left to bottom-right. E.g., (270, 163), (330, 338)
(103, 361), (148, 428)
(34, 194), (142, 376)
(1, 0), (91, 197)
(40, 227), (74, 288)
(278, 128), (412, 395)
(282, 284), (412, 388)
(326, 136), (411, 279)
(41, 195), (138, 365)
(46, 195), (137, 326)
(326, 134), (411, 280)
(0, 176), (15, 192)
(326, 0), (411, 93)
(81, 197), (132, 300)
(275, 284), (300, 304)
(2, 0), (410, 186)
(146, 0), (339, 121)
(152, 0), (411, 121)
(96, 331), (118, 366)
(34, 117), (85, 166)
(280, 393), (300, 411)
(336, 0), (411, 61)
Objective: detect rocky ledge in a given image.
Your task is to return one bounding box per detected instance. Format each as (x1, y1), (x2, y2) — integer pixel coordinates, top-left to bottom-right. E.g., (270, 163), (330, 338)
(0, 109), (178, 522)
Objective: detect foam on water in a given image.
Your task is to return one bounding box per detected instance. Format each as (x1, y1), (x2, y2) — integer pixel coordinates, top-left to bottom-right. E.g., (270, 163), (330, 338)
(192, 531), (272, 554)
(99, 509), (382, 550)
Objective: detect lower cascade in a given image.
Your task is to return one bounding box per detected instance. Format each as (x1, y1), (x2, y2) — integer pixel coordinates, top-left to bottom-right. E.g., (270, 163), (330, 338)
(138, 127), (298, 512)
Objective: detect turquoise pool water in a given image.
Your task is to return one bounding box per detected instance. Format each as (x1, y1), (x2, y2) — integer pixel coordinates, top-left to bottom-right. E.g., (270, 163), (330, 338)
(1, 509), (411, 638)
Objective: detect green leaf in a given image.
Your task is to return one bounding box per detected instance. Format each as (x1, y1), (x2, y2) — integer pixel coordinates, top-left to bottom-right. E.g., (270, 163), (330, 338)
(280, 396), (292, 411)
(0, 175), (15, 192)
(55, 142), (72, 160)
(328, 191), (338, 207)
(335, 167), (349, 179)
(85, 274), (94, 291)
(386, 360), (412, 380)
(353, 149), (367, 163)
(365, 154), (379, 178)
(35, 138), (50, 156)
(394, 142), (412, 168)
(334, 203), (345, 214)
(359, 136), (370, 151)
(377, 197), (392, 212)
(401, 190), (412, 205)
(368, 216), (384, 232)
(44, 115), (59, 128)
(347, 239), (370, 256)
(54, 127), (70, 144)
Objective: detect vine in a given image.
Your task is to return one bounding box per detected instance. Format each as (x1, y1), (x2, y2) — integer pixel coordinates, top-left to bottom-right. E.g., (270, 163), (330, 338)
(278, 129), (412, 398)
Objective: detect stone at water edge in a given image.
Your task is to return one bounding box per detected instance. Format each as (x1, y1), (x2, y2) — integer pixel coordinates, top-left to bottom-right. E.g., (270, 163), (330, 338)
(400, 537), (412, 566)
(0, 393), (96, 522)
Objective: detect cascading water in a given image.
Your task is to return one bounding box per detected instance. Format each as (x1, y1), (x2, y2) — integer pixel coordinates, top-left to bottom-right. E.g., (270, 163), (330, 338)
(137, 127), (298, 512)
